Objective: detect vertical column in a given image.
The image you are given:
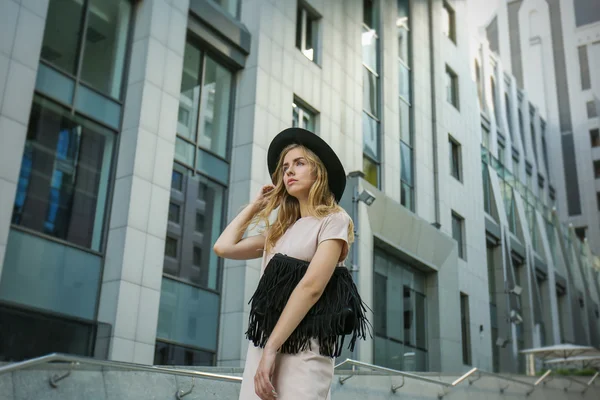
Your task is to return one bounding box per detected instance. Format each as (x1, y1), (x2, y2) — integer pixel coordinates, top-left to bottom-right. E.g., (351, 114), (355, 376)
(97, 0), (189, 364)
(0, 0), (49, 278)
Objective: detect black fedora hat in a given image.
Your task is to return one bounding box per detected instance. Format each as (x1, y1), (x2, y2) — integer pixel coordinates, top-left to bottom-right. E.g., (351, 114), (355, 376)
(267, 128), (346, 202)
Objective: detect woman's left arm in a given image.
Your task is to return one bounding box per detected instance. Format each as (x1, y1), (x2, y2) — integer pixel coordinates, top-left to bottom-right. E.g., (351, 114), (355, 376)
(253, 239), (344, 399)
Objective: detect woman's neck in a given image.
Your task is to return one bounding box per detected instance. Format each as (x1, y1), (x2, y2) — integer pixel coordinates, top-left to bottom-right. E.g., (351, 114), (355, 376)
(298, 200), (310, 218)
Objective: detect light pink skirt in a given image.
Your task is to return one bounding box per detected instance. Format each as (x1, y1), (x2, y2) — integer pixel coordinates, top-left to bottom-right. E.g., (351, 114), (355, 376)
(239, 339), (334, 400)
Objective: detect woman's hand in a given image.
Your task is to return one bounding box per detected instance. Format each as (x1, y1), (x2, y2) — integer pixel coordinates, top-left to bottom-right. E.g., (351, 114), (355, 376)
(254, 346), (278, 399)
(253, 184), (275, 209)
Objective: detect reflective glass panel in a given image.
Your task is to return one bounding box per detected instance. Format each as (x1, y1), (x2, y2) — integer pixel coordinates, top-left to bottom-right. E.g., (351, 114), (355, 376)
(400, 142), (413, 186)
(198, 56), (232, 158)
(399, 99), (411, 144)
(362, 112), (379, 160)
(179, 42), (202, 141)
(399, 62), (410, 101)
(80, 0), (132, 99)
(12, 96), (114, 251)
(156, 278), (219, 351)
(363, 67), (379, 117)
(41, 0), (85, 75)
(154, 340), (214, 366)
(362, 25), (378, 71)
(35, 63), (75, 105)
(363, 155), (379, 187)
(0, 230), (101, 320)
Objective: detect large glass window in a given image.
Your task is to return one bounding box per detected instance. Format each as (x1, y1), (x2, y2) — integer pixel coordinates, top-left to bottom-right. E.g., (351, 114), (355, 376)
(398, 0), (414, 211)
(363, 0), (381, 188)
(449, 136), (462, 181)
(41, 0), (132, 99)
(373, 247), (427, 371)
(179, 43), (232, 159)
(157, 41), (234, 366)
(12, 96), (115, 251)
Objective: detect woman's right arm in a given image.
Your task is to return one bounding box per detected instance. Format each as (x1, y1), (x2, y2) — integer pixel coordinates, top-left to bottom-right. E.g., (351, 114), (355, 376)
(212, 185), (272, 260)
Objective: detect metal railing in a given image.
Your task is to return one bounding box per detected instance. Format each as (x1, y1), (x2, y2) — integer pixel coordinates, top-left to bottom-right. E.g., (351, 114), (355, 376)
(333, 359), (594, 398)
(0, 353), (242, 399)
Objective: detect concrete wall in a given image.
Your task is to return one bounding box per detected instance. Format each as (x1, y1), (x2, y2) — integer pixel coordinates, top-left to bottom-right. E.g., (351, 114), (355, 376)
(0, 367), (598, 400)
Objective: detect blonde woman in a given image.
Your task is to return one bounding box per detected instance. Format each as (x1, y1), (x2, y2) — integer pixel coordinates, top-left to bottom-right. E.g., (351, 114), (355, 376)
(214, 128), (369, 400)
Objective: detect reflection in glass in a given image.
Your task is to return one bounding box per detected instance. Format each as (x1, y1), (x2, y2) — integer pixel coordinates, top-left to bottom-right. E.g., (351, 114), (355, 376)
(198, 57), (232, 158)
(196, 148), (230, 185)
(0, 230), (101, 320)
(12, 96), (114, 251)
(156, 278), (219, 351)
(210, 0), (239, 18)
(401, 142), (413, 186)
(363, 156), (379, 188)
(292, 102), (316, 133)
(398, 63), (410, 101)
(154, 340), (214, 366)
(401, 182), (413, 210)
(80, 0), (132, 98)
(41, 0), (85, 75)
(361, 26), (378, 72)
(372, 248), (427, 371)
(362, 113), (379, 160)
(179, 42), (202, 141)
(175, 138), (195, 166)
(399, 100), (411, 145)
(363, 68), (379, 117)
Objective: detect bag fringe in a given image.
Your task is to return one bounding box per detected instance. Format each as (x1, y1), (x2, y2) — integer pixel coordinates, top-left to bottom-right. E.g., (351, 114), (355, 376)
(245, 253), (372, 358)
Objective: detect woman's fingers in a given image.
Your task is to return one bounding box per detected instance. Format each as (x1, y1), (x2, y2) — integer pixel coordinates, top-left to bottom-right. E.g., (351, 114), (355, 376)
(255, 370), (277, 399)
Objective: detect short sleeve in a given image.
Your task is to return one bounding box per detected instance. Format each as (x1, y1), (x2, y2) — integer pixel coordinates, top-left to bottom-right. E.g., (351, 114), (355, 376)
(318, 212), (351, 261)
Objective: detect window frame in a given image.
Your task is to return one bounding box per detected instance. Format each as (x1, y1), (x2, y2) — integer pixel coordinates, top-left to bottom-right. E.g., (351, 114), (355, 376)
(292, 96), (319, 133)
(449, 135), (462, 182)
(442, 0), (457, 43)
(460, 292), (472, 366)
(296, 1), (321, 64)
(445, 65), (459, 109)
(452, 211), (466, 260)
(590, 128), (600, 147)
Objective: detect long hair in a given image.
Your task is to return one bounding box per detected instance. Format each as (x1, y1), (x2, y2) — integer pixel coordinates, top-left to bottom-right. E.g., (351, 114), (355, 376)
(242, 144), (354, 253)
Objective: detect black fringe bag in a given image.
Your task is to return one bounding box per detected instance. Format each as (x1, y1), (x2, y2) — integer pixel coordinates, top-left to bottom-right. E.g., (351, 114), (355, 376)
(245, 253), (371, 358)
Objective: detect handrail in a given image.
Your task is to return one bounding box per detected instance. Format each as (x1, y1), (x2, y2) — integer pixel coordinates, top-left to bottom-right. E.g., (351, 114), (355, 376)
(335, 359), (452, 387)
(0, 353), (242, 383)
(333, 359), (561, 397)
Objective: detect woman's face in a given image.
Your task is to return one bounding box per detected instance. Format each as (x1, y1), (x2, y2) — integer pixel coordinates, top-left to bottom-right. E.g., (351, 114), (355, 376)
(281, 147), (315, 200)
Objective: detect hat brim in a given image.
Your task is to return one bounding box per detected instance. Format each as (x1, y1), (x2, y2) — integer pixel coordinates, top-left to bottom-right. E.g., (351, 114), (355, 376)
(267, 128), (346, 202)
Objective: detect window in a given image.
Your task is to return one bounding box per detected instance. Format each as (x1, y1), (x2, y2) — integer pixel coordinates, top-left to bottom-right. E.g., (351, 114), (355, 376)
(530, 121), (538, 166)
(587, 100), (598, 119)
(292, 99), (317, 132)
(296, 2), (320, 63)
(442, 1), (456, 43)
(505, 94), (513, 138)
(445, 66), (459, 108)
(475, 60), (483, 107)
(591, 129), (600, 147)
(511, 157), (520, 181)
(398, 0), (414, 211)
(460, 293), (471, 365)
(449, 136), (462, 181)
(498, 143), (505, 164)
(172, 171), (184, 191)
(574, 227), (587, 242)
(154, 341), (214, 366)
(597, 192), (600, 211)
(41, 0), (132, 99)
(482, 161), (492, 214)
(210, 0), (240, 18)
(178, 42), (233, 160)
(518, 109), (527, 155)
(165, 237), (178, 258)
(363, 0), (381, 188)
(491, 77), (500, 124)
(11, 96), (115, 252)
(452, 212), (466, 259)
(195, 212), (205, 232)
(373, 248), (427, 371)
(595, 160), (600, 179)
(482, 125), (490, 149)
(578, 45), (591, 90)
(168, 203), (181, 223)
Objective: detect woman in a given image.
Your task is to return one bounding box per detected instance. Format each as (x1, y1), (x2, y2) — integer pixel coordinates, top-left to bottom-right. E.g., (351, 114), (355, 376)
(214, 128), (368, 400)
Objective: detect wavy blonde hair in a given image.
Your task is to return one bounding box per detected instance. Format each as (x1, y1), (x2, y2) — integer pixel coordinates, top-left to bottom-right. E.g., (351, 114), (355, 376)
(243, 144), (354, 253)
